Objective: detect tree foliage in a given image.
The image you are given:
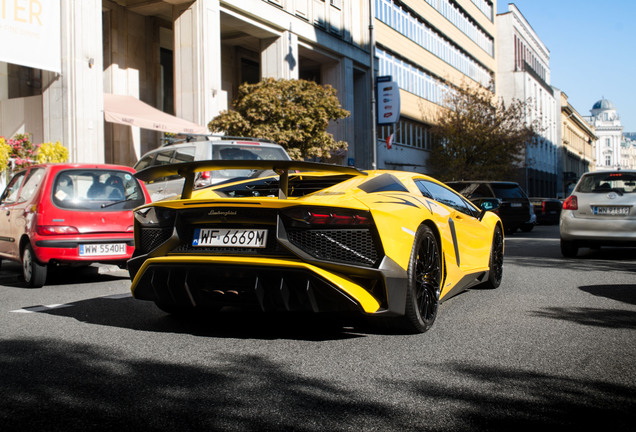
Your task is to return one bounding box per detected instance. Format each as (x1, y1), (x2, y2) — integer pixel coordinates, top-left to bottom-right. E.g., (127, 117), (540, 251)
(208, 78), (350, 160)
(428, 81), (538, 181)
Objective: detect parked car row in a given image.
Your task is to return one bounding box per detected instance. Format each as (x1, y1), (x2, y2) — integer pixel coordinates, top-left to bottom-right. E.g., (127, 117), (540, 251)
(5, 140), (633, 334)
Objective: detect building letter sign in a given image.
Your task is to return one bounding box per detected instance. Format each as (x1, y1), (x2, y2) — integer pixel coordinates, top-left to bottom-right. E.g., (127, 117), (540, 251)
(0, 0), (61, 72)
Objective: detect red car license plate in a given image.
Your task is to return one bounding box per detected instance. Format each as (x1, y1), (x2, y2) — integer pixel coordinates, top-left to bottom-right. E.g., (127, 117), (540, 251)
(79, 243), (127, 256)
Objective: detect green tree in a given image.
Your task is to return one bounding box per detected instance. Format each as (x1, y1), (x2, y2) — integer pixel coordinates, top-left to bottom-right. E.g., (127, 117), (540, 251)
(208, 78), (350, 160)
(428, 80), (538, 181)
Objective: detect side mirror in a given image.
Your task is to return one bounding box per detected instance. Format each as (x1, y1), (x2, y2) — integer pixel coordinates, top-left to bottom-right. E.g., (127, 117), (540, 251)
(477, 198), (500, 221)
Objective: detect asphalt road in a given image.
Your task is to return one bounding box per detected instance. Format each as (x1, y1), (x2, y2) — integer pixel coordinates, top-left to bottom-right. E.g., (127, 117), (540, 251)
(0, 225), (634, 431)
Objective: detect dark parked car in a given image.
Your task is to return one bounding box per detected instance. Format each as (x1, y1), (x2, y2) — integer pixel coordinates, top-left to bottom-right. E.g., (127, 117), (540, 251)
(530, 197), (562, 225)
(446, 181), (533, 234)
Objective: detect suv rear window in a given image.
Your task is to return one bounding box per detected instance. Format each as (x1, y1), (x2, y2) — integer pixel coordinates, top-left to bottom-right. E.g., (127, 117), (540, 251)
(52, 169), (145, 210)
(490, 183), (527, 199)
(213, 144), (289, 161)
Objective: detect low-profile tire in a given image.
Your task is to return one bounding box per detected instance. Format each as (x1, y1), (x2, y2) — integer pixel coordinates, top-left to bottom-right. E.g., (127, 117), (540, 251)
(483, 226), (504, 289)
(560, 239), (578, 258)
(396, 225), (442, 334)
(22, 243), (47, 288)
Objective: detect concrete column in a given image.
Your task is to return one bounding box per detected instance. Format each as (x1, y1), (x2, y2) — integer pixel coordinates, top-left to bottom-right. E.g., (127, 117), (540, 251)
(42, 0), (104, 163)
(173, 0), (226, 129)
(261, 31), (299, 80)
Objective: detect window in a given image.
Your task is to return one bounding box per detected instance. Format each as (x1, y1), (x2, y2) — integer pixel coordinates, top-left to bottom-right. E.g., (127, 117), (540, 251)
(375, 0), (492, 86)
(378, 118), (432, 150)
(160, 48), (174, 115)
(0, 171), (26, 204)
(172, 147), (196, 163)
(416, 180), (478, 217)
(18, 168), (45, 202)
(52, 169), (145, 211)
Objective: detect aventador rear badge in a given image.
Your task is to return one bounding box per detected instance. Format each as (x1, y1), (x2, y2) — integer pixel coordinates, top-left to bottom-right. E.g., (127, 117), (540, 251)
(208, 210), (238, 216)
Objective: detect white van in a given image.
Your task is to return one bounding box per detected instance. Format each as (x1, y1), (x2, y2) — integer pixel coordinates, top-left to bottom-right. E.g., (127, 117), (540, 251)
(134, 137), (291, 201)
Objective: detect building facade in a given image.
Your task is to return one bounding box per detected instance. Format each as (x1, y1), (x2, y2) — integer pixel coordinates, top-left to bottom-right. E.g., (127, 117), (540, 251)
(1, 0), (374, 168)
(585, 98), (625, 171)
(555, 90), (596, 197)
(496, 4), (558, 197)
(374, 0), (497, 173)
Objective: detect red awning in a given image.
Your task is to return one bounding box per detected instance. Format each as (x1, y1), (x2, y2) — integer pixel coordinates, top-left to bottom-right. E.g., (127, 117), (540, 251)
(103, 93), (210, 135)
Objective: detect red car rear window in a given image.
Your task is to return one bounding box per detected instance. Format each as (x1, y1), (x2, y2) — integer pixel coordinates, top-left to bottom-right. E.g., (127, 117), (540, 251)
(52, 169), (145, 211)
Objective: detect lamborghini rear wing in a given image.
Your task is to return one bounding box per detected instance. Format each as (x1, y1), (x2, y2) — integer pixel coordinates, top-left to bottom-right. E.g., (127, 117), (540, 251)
(134, 160), (366, 199)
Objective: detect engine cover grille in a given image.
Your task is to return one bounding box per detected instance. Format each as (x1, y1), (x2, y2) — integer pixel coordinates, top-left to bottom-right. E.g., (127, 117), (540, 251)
(287, 229), (379, 267)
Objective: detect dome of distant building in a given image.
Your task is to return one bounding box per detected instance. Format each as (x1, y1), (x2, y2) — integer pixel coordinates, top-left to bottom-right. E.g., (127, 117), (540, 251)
(592, 98), (615, 110)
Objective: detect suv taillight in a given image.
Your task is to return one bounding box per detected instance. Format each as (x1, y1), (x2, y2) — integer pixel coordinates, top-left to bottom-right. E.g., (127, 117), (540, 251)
(563, 195), (578, 210)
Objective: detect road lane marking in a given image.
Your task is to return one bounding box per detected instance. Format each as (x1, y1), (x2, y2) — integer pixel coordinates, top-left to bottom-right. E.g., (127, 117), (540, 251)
(10, 304), (73, 313)
(9, 293), (131, 313)
(101, 293), (131, 299)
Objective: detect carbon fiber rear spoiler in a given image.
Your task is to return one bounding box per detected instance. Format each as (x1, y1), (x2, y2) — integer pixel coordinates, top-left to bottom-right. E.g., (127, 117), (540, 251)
(134, 160), (366, 199)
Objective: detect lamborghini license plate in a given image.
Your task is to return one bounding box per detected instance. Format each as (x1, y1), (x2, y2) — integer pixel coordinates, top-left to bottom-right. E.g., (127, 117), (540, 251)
(192, 228), (268, 248)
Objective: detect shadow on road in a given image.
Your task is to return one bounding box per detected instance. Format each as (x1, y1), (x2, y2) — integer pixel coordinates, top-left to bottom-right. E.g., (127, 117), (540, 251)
(579, 284), (636, 306)
(531, 306), (636, 330)
(29, 294), (376, 341)
(0, 338), (633, 431)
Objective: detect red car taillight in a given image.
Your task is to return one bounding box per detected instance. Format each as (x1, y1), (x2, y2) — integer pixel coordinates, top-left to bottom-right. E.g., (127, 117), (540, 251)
(563, 195), (578, 210)
(37, 225), (80, 235)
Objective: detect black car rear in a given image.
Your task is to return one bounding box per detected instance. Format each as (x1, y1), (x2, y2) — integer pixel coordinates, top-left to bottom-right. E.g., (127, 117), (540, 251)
(530, 197), (562, 225)
(446, 181), (532, 234)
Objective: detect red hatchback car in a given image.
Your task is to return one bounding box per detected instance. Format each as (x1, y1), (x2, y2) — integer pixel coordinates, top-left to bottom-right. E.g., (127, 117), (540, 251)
(0, 163), (150, 287)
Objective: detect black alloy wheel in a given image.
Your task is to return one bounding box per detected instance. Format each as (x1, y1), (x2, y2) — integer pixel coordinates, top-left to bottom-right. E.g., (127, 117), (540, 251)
(483, 226), (504, 289)
(399, 224), (442, 334)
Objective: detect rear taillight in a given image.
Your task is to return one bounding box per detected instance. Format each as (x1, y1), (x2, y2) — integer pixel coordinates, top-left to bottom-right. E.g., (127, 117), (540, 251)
(563, 195), (578, 210)
(284, 207), (372, 227)
(307, 211), (370, 225)
(37, 225), (80, 235)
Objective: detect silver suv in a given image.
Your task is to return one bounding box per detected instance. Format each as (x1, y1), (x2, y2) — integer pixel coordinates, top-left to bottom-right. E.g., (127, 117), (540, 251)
(134, 137), (291, 201)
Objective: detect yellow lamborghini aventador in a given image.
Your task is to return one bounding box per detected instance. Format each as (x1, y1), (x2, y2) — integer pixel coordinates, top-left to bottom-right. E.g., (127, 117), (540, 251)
(128, 161), (504, 334)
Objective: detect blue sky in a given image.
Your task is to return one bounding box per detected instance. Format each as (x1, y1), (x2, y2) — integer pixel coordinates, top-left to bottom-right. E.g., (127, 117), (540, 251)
(497, 1), (636, 132)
